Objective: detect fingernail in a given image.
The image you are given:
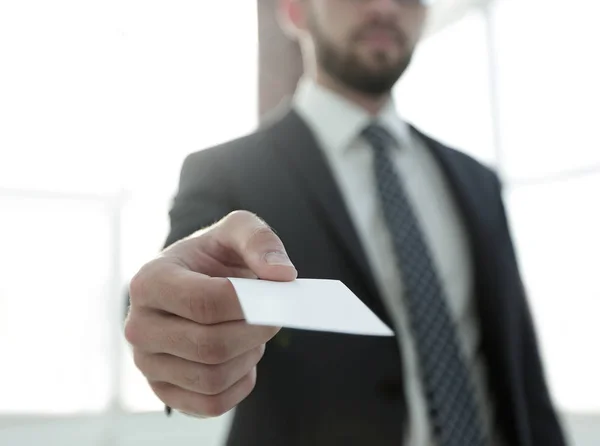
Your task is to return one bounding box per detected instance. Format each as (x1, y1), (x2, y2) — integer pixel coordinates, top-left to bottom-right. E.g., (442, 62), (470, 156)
(264, 251), (294, 266)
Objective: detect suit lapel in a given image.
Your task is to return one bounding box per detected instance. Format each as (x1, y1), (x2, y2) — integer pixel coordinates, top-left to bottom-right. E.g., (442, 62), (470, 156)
(413, 129), (499, 272)
(412, 127), (497, 298)
(414, 130), (487, 250)
(412, 126), (509, 354)
(414, 127), (524, 442)
(267, 108), (389, 323)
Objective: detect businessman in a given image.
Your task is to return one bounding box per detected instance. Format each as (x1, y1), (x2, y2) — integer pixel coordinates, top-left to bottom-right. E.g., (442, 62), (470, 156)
(125, 0), (567, 445)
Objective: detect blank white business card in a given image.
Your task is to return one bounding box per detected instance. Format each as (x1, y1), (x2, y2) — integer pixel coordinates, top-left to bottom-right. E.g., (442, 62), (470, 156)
(228, 278), (394, 337)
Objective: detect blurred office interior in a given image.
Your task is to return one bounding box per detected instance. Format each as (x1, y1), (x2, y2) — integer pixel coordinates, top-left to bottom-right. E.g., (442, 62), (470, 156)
(0, 0), (598, 444)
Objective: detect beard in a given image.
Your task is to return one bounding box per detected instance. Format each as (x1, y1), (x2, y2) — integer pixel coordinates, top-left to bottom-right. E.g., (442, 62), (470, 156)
(308, 16), (414, 96)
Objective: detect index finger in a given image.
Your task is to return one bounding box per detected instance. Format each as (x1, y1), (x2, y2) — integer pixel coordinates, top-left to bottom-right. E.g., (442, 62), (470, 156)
(130, 262), (245, 324)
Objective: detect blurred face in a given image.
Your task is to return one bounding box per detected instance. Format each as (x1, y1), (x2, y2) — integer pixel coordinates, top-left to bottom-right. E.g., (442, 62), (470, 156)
(293, 0), (428, 95)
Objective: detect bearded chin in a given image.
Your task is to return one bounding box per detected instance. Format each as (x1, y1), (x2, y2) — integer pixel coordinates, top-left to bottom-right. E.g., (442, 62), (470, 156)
(316, 38), (412, 96)
(309, 19), (413, 96)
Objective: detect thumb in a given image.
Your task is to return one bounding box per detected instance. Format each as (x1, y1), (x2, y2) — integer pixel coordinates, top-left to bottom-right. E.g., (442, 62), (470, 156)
(217, 211), (297, 282)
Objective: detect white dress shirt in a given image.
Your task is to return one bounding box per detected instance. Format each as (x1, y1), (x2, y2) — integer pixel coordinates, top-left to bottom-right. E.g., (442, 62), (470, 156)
(293, 78), (499, 446)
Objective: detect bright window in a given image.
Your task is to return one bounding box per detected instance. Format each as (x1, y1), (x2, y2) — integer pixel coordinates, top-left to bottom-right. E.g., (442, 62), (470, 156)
(492, 0), (600, 413)
(1, 0), (598, 421)
(506, 175), (600, 413)
(394, 10), (496, 167)
(0, 196), (113, 413)
(492, 0), (600, 181)
(398, 0), (600, 414)
(0, 0), (258, 414)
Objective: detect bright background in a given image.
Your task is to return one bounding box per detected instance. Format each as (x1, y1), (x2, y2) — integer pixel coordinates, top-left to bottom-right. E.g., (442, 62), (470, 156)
(0, 0), (598, 444)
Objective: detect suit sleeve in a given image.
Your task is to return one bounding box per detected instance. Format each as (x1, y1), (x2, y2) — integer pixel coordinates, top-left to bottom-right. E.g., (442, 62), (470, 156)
(164, 150), (235, 248)
(493, 173), (569, 445)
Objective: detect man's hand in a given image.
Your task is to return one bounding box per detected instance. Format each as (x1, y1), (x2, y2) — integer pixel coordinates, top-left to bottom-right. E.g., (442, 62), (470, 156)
(125, 211), (297, 417)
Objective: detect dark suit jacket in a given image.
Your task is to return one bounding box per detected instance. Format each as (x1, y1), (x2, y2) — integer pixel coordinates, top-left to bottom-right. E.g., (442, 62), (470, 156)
(164, 107), (567, 446)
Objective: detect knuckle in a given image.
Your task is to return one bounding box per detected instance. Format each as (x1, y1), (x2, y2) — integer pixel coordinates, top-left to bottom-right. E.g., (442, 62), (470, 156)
(128, 260), (160, 306)
(202, 396), (230, 418)
(246, 345), (266, 369)
(123, 314), (143, 346)
(225, 211), (277, 245)
(225, 210), (258, 226)
(132, 351), (150, 374)
(256, 343), (267, 361)
(265, 325), (281, 341)
(196, 332), (229, 364)
(247, 368), (258, 392)
(128, 270), (147, 306)
(188, 292), (219, 325)
(149, 381), (173, 406)
(149, 382), (220, 418)
(181, 369), (203, 392)
(246, 225), (276, 245)
(233, 370), (257, 409)
(244, 226), (284, 256)
(163, 331), (180, 352)
(201, 366), (228, 395)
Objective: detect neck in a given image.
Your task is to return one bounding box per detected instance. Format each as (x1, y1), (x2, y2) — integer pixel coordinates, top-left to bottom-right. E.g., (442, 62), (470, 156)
(313, 70), (390, 116)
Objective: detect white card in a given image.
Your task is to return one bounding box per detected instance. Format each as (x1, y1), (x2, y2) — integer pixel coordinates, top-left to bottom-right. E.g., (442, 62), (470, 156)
(228, 278), (394, 337)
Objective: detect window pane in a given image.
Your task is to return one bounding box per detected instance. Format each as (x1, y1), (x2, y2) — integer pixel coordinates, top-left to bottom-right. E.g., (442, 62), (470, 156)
(394, 11), (496, 166)
(112, 0), (259, 411)
(506, 174), (600, 412)
(120, 192), (171, 282)
(1, 0), (257, 416)
(0, 196), (113, 413)
(0, 0), (258, 195)
(493, 0), (600, 179)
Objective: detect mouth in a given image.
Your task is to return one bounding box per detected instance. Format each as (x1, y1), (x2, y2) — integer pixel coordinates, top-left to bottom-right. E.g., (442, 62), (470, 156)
(356, 28), (405, 50)
(360, 32), (396, 48)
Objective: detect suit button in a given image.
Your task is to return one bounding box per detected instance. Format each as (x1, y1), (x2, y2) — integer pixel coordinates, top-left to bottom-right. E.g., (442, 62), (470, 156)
(376, 377), (403, 401)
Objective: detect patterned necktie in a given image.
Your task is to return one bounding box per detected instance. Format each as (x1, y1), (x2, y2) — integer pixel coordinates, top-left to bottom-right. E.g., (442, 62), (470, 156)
(362, 124), (487, 446)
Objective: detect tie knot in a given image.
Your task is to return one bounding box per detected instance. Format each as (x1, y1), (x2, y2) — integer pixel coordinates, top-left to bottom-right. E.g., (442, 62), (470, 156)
(361, 123), (395, 152)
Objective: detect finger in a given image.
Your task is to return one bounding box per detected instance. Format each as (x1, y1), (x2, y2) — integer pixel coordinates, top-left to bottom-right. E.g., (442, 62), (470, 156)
(150, 367), (258, 418)
(127, 310), (279, 364)
(215, 211), (298, 282)
(135, 345), (265, 395)
(129, 261), (245, 324)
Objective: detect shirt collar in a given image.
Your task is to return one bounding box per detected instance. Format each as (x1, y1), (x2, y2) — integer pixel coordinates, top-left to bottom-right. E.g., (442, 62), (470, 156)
(292, 77), (412, 155)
